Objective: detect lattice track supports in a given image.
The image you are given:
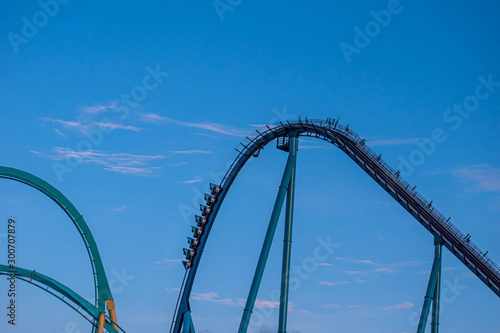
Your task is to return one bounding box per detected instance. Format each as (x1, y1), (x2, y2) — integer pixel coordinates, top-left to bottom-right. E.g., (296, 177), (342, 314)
(278, 136), (297, 333)
(238, 135), (298, 333)
(416, 239), (442, 333)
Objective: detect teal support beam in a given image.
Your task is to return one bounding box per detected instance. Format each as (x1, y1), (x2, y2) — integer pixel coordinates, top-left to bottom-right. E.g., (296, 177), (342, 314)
(431, 242), (442, 333)
(0, 265), (118, 333)
(182, 311), (195, 333)
(238, 135), (298, 333)
(416, 240), (442, 333)
(0, 167), (113, 312)
(278, 137), (298, 333)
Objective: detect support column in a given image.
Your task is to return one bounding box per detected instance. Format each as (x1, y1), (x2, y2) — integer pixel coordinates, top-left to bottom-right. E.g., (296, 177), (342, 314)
(182, 311), (194, 333)
(416, 240), (442, 333)
(278, 138), (297, 333)
(107, 299), (119, 330)
(97, 313), (106, 333)
(431, 242), (442, 333)
(238, 135), (298, 333)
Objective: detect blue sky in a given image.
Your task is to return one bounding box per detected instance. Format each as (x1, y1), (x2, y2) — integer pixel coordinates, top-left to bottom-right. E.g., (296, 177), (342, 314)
(1, 0), (500, 332)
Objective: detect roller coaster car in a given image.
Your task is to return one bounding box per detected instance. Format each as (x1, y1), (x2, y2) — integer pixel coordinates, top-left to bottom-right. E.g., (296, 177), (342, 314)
(188, 237), (199, 248)
(182, 260), (192, 269)
(195, 215), (206, 227)
(200, 204), (211, 216)
(209, 183), (221, 195)
(204, 193), (216, 204)
(183, 248), (195, 260)
(191, 226), (202, 236)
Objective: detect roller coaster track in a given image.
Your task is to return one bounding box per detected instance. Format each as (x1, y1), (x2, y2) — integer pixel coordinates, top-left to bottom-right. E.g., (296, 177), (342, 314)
(0, 264), (123, 332)
(172, 118), (500, 332)
(0, 166), (121, 332)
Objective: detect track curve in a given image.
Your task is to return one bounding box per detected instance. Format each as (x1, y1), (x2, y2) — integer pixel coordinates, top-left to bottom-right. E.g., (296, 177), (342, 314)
(0, 264), (121, 332)
(0, 167), (113, 313)
(172, 119), (500, 332)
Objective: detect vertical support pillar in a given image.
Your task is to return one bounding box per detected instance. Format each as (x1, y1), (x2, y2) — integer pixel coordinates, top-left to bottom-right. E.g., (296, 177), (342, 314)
(238, 135), (298, 333)
(431, 242), (442, 333)
(416, 239), (442, 333)
(278, 137), (298, 333)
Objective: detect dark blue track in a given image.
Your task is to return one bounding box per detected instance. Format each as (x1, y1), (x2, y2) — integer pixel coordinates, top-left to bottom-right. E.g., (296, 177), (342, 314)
(172, 119), (500, 332)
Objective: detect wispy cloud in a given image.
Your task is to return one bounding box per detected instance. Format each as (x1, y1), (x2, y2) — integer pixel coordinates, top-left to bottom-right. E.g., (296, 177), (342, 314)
(191, 292), (299, 311)
(334, 257), (381, 266)
(420, 266), (461, 274)
(140, 113), (248, 137)
(178, 177), (203, 184)
(112, 205), (127, 212)
(345, 270), (368, 275)
(373, 267), (396, 273)
(334, 257), (428, 276)
(452, 164), (500, 192)
(384, 301), (414, 310)
(79, 101), (117, 114)
(31, 148), (164, 176)
(40, 117), (142, 133)
(105, 166), (161, 176)
(168, 162), (188, 167)
(367, 138), (424, 147)
(322, 303), (341, 309)
(155, 258), (183, 265)
(319, 281), (351, 286)
(254, 300), (280, 308)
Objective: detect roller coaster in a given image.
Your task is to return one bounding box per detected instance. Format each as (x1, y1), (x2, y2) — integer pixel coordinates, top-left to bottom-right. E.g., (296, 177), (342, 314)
(170, 118), (500, 333)
(0, 167), (124, 333)
(1, 118), (499, 333)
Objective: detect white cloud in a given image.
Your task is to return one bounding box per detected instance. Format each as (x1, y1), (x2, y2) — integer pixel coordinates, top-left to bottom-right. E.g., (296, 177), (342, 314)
(112, 205), (127, 212)
(191, 292), (238, 306)
(40, 117), (141, 133)
(373, 267), (396, 273)
(334, 257), (381, 266)
(178, 177), (203, 184)
(190, 292), (296, 310)
(155, 258), (182, 265)
(168, 162), (188, 167)
(345, 270), (368, 275)
(384, 302), (414, 310)
(319, 281), (351, 286)
(452, 164), (500, 192)
(104, 166), (161, 176)
(79, 101), (117, 114)
(140, 113), (248, 137)
(31, 148), (164, 176)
